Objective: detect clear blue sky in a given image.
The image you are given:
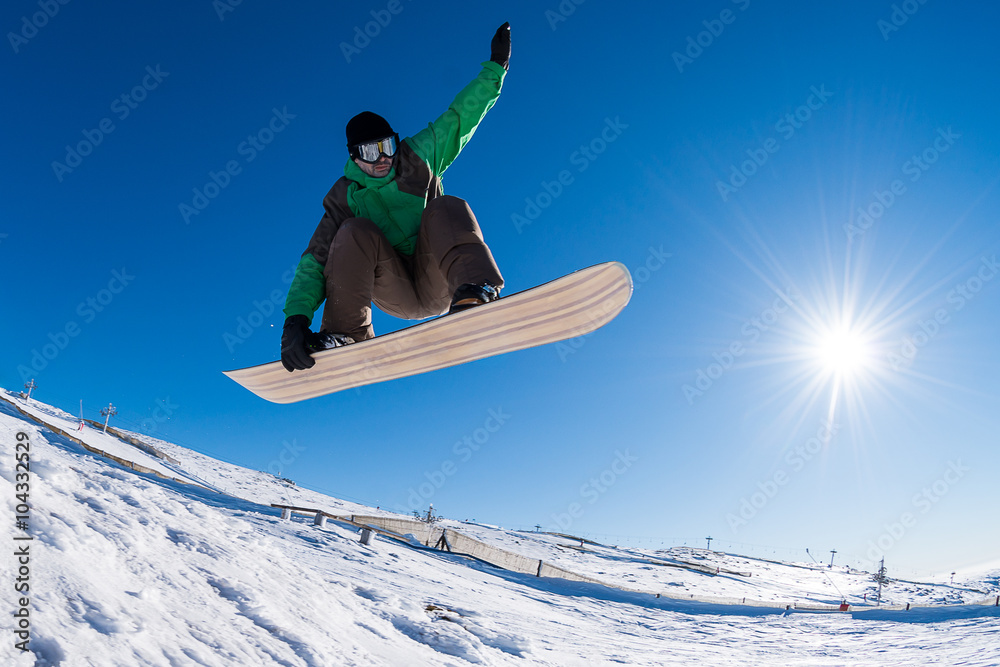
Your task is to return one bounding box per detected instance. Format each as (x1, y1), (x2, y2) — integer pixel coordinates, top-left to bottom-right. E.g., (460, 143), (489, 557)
(3, 1), (998, 576)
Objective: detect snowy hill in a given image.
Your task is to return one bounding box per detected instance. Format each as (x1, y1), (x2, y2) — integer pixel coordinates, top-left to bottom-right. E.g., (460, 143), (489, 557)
(2, 389), (998, 666)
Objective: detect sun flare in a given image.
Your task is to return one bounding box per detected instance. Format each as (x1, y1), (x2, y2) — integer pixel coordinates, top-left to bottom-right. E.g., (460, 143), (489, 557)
(816, 327), (871, 378)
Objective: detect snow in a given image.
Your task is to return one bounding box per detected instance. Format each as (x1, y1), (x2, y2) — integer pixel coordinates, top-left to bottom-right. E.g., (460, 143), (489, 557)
(2, 389), (998, 666)
(7, 396), (190, 484)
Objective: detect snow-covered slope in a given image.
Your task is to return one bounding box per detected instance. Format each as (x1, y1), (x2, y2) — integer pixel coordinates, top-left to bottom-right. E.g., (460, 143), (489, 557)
(7, 397), (197, 485)
(2, 390), (998, 666)
(439, 523), (996, 607)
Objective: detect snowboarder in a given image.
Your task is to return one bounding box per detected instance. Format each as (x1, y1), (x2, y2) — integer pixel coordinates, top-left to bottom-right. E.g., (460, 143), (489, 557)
(280, 23), (512, 372)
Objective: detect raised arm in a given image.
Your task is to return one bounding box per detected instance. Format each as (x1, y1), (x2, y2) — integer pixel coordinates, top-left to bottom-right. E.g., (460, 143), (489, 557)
(406, 23), (510, 176)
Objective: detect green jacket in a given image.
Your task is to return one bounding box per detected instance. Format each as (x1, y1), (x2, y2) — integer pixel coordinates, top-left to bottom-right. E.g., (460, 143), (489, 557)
(284, 61), (506, 324)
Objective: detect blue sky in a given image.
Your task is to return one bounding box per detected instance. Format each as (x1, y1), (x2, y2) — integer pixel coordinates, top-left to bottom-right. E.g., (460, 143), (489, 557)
(3, 1), (998, 576)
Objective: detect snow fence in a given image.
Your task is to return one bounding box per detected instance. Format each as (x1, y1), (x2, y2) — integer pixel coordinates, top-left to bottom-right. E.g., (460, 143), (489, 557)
(0, 393), (207, 490)
(356, 515), (440, 545)
(82, 419), (181, 464)
(300, 512), (1000, 614)
(344, 515), (691, 590)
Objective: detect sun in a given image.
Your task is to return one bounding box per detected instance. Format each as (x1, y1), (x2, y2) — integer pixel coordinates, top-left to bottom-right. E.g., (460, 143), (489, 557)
(816, 327), (871, 378)
(794, 320), (882, 427)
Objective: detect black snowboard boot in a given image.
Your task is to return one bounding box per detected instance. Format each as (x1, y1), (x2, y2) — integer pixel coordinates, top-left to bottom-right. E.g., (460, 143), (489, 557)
(307, 331), (355, 352)
(449, 282), (500, 314)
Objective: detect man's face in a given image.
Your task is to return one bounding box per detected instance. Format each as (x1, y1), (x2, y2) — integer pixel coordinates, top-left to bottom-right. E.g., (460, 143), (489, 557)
(354, 155), (393, 178)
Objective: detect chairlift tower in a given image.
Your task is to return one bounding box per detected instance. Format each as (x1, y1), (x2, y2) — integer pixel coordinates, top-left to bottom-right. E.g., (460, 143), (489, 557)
(874, 558), (889, 606)
(100, 403), (117, 433)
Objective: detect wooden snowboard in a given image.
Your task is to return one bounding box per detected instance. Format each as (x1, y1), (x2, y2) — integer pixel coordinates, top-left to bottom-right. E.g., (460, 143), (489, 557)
(224, 262), (632, 403)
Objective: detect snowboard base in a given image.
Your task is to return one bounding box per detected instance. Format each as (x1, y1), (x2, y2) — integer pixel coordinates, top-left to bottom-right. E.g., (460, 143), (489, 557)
(224, 262), (632, 403)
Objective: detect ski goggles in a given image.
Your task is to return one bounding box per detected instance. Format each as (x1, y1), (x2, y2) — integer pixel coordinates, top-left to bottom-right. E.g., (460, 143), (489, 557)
(349, 134), (399, 163)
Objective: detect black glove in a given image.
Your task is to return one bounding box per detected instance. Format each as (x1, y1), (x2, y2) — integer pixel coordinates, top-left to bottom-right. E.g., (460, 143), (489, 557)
(280, 315), (316, 372)
(490, 22), (510, 71)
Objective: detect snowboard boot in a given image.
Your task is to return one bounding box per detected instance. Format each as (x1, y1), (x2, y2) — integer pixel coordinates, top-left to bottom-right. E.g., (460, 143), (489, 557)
(449, 282), (500, 314)
(307, 331), (356, 352)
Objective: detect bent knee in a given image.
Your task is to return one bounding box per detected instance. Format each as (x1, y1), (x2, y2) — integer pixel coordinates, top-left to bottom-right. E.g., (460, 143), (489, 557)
(424, 195), (470, 216)
(337, 217), (383, 238)
(326, 218), (391, 265)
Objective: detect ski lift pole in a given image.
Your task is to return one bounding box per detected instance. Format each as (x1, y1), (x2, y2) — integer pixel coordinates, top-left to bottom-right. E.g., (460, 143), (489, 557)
(876, 558), (886, 606)
(100, 403), (117, 433)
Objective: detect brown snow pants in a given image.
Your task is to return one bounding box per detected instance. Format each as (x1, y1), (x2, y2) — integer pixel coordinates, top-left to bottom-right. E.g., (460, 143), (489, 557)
(320, 195), (503, 342)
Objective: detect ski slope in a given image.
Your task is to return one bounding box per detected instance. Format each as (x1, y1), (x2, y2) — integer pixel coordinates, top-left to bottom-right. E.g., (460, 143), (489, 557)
(2, 389), (998, 666)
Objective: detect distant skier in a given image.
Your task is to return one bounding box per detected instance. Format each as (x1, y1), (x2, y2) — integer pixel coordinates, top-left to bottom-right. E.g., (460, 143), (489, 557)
(280, 23), (511, 372)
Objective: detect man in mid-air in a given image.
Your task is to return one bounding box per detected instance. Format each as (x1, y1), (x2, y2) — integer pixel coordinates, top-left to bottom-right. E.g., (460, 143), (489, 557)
(280, 22), (512, 373)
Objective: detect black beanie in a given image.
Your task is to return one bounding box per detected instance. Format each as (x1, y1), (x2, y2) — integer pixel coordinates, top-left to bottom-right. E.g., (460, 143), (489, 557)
(346, 112), (395, 148)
